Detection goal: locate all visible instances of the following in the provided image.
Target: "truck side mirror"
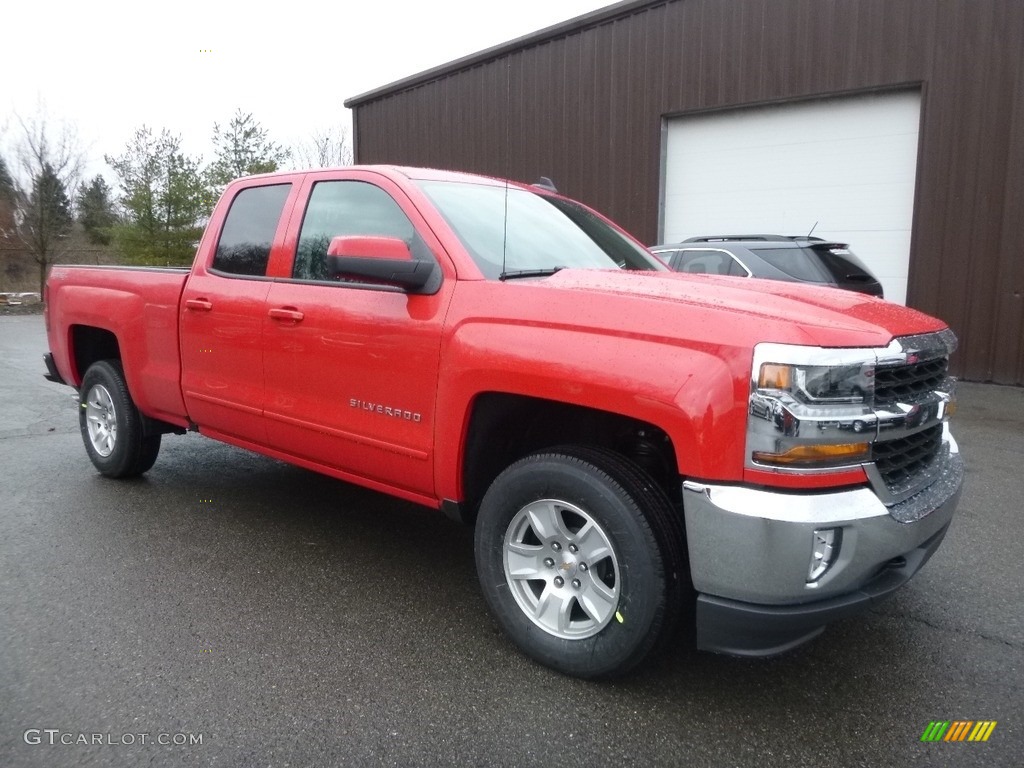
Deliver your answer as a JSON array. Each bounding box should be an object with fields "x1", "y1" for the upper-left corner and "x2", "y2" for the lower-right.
[{"x1": 325, "y1": 236, "x2": 435, "y2": 291}]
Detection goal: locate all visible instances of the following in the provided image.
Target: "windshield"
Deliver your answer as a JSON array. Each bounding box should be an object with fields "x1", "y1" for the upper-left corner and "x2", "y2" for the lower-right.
[{"x1": 416, "y1": 180, "x2": 663, "y2": 279}]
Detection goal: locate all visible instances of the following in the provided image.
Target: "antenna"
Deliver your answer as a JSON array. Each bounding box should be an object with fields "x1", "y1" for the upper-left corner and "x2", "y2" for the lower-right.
[
  {"x1": 500, "y1": 61, "x2": 511, "y2": 280},
  {"x1": 807, "y1": 221, "x2": 819, "y2": 239}
]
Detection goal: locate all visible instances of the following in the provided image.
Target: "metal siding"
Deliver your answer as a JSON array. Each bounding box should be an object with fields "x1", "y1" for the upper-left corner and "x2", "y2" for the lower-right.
[
  {"x1": 996, "y1": 28, "x2": 1024, "y2": 384},
  {"x1": 350, "y1": 0, "x2": 1024, "y2": 384},
  {"x1": 735, "y1": 0, "x2": 767, "y2": 104}
]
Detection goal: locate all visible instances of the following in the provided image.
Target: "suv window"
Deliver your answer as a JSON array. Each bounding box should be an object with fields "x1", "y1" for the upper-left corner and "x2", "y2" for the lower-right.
[
  {"x1": 294, "y1": 181, "x2": 416, "y2": 282},
  {"x1": 751, "y1": 247, "x2": 832, "y2": 282},
  {"x1": 813, "y1": 247, "x2": 873, "y2": 282},
  {"x1": 651, "y1": 248, "x2": 679, "y2": 266},
  {"x1": 677, "y1": 248, "x2": 747, "y2": 277},
  {"x1": 212, "y1": 184, "x2": 291, "y2": 276}
]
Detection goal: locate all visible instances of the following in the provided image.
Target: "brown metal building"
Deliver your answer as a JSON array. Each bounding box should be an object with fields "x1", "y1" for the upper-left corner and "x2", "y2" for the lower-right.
[{"x1": 345, "y1": 0, "x2": 1024, "y2": 385}]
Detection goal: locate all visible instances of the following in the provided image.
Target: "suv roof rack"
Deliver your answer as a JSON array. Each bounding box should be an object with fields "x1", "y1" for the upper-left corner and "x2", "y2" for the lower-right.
[{"x1": 683, "y1": 234, "x2": 828, "y2": 243}]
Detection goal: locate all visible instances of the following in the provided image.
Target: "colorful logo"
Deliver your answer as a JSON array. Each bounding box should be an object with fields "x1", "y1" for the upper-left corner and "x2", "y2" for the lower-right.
[{"x1": 921, "y1": 721, "x2": 997, "y2": 742}]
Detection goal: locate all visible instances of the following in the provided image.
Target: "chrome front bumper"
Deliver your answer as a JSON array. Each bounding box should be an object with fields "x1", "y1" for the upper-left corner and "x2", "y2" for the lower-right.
[{"x1": 682, "y1": 438, "x2": 963, "y2": 655}]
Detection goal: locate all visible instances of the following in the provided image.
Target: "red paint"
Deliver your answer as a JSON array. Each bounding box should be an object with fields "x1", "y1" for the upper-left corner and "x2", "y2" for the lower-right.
[{"x1": 327, "y1": 236, "x2": 411, "y2": 260}]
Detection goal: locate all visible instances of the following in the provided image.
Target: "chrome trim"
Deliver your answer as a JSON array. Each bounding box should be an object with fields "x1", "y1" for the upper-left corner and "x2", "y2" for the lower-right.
[
  {"x1": 681, "y1": 468, "x2": 962, "y2": 604},
  {"x1": 807, "y1": 528, "x2": 840, "y2": 583},
  {"x1": 727, "y1": 253, "x2": 753, "y2": 277},
  {"x1": 679, "y1": 247, "x2": 754, "y2": 277},
  {"x1": 875, "y1": 328, "x2": 958, "y2": 369},
  {"x1": 682, "y1": 482, "x2": 888, "y2": 523},
  {"x1": 652, "y1": 247, "x2": 754, "y2": 277}
]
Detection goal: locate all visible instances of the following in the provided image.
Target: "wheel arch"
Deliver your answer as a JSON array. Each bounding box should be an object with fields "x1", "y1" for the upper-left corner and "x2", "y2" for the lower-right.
[
  {"x1": 70, "y1": 325, "x2": 121, "y2": 386},
  {"x1": 454, "y1": 392, "x2": 682, "y2": 524},
  {"x1": 70, "y1": 325, "x2": 185, "y2": 437}
]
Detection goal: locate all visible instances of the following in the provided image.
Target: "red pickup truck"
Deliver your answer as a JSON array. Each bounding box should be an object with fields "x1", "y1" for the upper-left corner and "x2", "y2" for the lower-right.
[{"x1": 44, "y1": 166, "x2": 962, "y2": 678}]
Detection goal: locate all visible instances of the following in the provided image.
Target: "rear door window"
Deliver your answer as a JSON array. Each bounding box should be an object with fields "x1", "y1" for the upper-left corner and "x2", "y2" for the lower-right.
[
  {"x1": 212, "y1": 184, "x2": 291, "y2": 276},
  {"x1": 677, "y1": 248, "x2": 737, "y2": 276},
  {"x1": 650, "y1": 249, "x2": 680, "y2": 268},
  {"x1": 725, "y1": 255, "x2": 749, "y2": 277}
]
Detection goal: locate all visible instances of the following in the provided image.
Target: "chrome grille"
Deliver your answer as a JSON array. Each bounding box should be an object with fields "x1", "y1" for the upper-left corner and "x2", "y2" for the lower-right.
[
  {"x1": 874, "y1": 358, "x2": 948, "y2": 403},
  {"x1": 873, "y1": 425, "x2": 943, "y2": 488}
]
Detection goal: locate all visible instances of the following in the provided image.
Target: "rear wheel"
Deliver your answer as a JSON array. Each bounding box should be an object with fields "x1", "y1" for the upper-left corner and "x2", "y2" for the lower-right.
[
  {"x1": 80, "y1": 360, "x2": 161, "y2": 478},
  {"x1": 474, "y1": 446, "x2": 685, "y2": 678}
]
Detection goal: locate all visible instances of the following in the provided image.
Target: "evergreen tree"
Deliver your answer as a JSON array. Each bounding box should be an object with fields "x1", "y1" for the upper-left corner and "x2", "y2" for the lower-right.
[
  {"x1": 206, "y1": 110, "x2": 290, "y2": 190},
  {"x1": 76, "y1": 174, "x2": 118, "y2": 245},
  {"x1": 22, "y1": 163, "x2": 74, "y2": 292},
  {"x1": 0, "y1": 155, "x2": 16, "y2": 234},
  {"x1": 0, "y1": 155, "x2": 19, "y2": 291},
  {"x1": 106, "y1": 127, "x2": 212, "y2": 265},
  {"x1": 0, "y1": 155, "x2": 15, "y2": 202}
]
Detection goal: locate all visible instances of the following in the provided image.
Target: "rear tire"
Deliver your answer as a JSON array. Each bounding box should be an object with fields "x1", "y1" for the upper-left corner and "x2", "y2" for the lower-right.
[
  {"x1": 79, "y1": 360, "x2": 161, "y2": 478},
  {"x1": 474, "y1": 446, "x2": 685, "y2": 679}
]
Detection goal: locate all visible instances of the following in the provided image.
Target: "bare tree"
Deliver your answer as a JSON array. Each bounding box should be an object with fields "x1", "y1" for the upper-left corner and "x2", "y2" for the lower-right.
[
  {"x1": 290, "y1": 125, "x2": 353, "y2": 169},
  {"x1": 7, "y1": 111, "x2": 85, "y2": 295}
]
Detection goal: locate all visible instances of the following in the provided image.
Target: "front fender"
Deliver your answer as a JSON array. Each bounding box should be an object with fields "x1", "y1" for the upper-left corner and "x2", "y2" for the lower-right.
[{"x1": 432, "y1": 318, "x2": 750, "y2": 502}]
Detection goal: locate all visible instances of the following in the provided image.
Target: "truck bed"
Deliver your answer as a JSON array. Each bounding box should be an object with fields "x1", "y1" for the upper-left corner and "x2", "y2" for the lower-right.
[{"x1": 46, "y1": 265, "x2": 191, "y2": 427}]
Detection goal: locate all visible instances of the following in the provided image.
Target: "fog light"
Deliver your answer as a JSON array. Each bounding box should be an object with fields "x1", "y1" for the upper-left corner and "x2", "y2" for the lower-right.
[{"x1": 808, "y1": 528, "x2": 841, "y2": 583}]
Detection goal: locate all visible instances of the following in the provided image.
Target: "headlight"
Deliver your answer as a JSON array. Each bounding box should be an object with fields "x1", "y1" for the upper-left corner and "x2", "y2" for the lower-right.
[
  {"x1": 757, "y1": 362, "x2": 872, "y2": 404},
  {"x1": 747, "y1": 344, "x2": 879, "y2": 473}
]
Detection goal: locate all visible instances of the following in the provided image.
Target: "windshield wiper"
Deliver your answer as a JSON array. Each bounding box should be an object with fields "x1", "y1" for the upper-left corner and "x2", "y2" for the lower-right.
[{"x1": 499, "y1": 267, "x2": 565, "y2": 281}]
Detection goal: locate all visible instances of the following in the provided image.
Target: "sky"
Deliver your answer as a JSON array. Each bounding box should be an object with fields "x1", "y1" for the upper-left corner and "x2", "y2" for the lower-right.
[{"x1": 1, "y1": 0, "x2": 612, "y2": 184}]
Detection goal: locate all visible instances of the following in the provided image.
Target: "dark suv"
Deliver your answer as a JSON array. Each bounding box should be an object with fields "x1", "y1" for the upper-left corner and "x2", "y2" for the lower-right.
[{"x1": 651, "y1": 235, "x2": 884, "y2": 298}]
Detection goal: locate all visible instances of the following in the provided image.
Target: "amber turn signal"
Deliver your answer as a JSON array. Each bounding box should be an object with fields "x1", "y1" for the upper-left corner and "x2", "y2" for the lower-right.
[
  {"x1": 752, "y1": 442, "x2": 870, "y2": 466},
  {"x1": 758, "y1": 363, "x2": 792, "y2": 390}
]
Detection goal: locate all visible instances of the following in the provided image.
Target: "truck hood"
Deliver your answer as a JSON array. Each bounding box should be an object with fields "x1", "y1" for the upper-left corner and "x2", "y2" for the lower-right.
[{"x1": 541, "y1": 269, "x2": 947, "y2": 348}]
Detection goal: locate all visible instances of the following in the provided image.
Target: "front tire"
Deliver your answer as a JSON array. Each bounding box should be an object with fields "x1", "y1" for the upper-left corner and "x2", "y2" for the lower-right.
[
  {"x1": 80, "y1": 360, "x2": 161, "y2": 478},
  {"x1": 474, "y1": 447, "x2": 685, "y2": 679}
]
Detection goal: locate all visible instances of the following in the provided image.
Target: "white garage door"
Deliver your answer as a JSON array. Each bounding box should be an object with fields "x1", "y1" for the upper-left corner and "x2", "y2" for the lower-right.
[{"x1": 661, "y1": 91, "x2": 922, "y2": 304}]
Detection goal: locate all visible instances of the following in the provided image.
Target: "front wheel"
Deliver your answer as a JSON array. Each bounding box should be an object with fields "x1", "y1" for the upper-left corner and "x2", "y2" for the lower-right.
[
  {"x1": 474, "y1": 447, "x2": 685, "y2": 679},
  {"x1": 79, "y1": 360, "x2": 161, "y2": 478}
]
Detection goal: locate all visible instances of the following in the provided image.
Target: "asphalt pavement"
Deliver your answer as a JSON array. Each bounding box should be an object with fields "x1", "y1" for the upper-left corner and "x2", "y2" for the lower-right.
[{"x1": 1, "y1": 314, "x2": 1021, "y2": 767}]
